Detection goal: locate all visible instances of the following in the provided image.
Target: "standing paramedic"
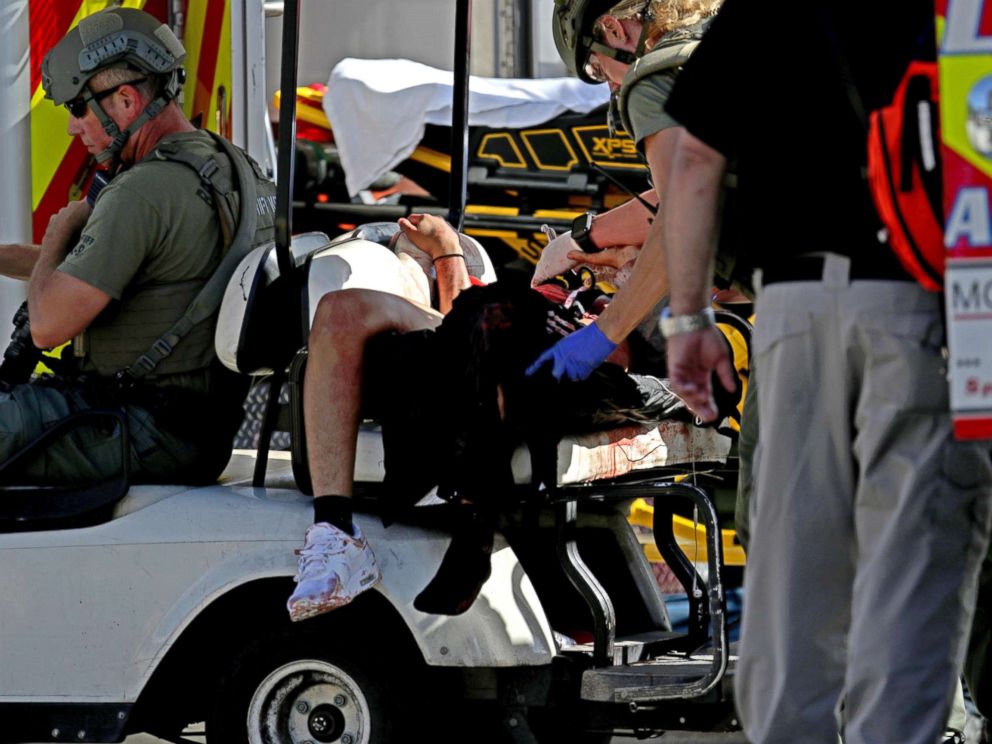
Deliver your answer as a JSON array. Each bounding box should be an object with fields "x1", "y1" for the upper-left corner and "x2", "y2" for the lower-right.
[
  {"x1": 660, "y1": 0, "x2": 992, "y2": 742},
  {"x1": 0, "y1": 7, "x2": 275, "y2": 483}
]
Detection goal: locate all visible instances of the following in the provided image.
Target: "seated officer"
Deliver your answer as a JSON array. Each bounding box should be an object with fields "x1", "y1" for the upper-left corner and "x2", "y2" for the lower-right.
[{"x1": 0, "y1": 7, "x2": 275, "y2": 484}]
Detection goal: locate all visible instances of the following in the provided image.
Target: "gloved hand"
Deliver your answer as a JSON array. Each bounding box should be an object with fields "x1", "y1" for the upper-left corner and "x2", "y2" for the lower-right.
[{"x1": 526, "y1": 322, "x2": 618, "y2": 382}]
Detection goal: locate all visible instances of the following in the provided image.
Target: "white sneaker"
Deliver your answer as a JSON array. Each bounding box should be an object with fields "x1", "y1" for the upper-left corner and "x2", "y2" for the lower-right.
[{"x1": 287, "y1": 522, "x2": 382, "y2": 622}]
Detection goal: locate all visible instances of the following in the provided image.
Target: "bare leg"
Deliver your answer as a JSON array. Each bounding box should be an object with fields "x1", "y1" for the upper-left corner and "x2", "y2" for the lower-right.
[
  {"x1": 288, "y1": 289, "x2": 442, "y2": 621},
  {"x1": 304, "y1": 288, "x2": 441, "y2": 498}
]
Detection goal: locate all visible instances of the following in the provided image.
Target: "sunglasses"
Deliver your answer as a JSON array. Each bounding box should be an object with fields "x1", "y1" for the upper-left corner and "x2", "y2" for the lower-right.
[
  {"x1": 64, "y1": 77, "x2": 148, "y2": 119},
  {"x1": 582, "y1": 27, "x2": 608, "y2": 83},
  {"x1": 582, "y1": 40, "x2": 636, "y2": 83},
  {"x1": 584, "y1": 53, "x2": 608, "y2": 83}
]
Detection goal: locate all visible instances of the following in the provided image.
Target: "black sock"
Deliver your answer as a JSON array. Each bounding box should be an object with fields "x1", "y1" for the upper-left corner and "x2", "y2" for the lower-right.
[
  {"x1": 414, "y1": 511, "x2": 494, "y2": 615},
  {"x1": 314, "y1": 495, "x2": 354, "y2": 535}
]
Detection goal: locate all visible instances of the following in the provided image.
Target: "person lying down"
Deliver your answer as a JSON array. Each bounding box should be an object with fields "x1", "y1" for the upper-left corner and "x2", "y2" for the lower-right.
[{"x1": 288, "y1": 215, "x2": 748, "y2": 624}]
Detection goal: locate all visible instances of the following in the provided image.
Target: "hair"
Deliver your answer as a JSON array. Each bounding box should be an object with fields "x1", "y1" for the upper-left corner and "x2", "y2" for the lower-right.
[
  {"x1": 89, "y1": 65, "x2": 165, "y2": 103},
  {"x1": 594, "y1": 0, "x2": 722, "y2": 50}
]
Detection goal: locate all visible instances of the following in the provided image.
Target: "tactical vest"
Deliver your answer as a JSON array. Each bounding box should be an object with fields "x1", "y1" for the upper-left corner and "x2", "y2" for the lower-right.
[
  {"x1": 615, "y1": 18, "x2": 751, "y2": 294},
  {"x1": 615, "y1": 17, "x2": 713, "y2": 138},
  {"x1": 82, "y1": 132, "x2": 277, "y2": 380}
]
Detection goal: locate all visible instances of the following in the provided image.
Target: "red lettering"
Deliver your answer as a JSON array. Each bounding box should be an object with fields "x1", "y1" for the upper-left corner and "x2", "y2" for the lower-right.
[{"x1": 981, "y1": 0, "x2": 992, "y2": 37}]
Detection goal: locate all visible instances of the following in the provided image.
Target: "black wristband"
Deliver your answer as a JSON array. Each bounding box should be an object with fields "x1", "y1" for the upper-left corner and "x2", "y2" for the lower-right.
[
  {"x1": 571, "y1": 211, "x2": 601, "y2": 253},
  {"x1": 432, "y1": 253, "x2": 465, "y2": 264}
]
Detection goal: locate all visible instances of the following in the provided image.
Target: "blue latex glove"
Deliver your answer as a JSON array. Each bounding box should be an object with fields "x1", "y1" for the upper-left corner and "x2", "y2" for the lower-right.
[{"x1": 525, "y1": 322, "x2": 618, "y2": 382}]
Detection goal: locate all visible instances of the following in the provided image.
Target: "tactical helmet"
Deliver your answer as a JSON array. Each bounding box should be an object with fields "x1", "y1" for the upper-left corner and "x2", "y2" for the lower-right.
[
  {"x1": 552, "y1": 0, "x2": 621, "y2": 82},
  {"x1": 42, "y1": 8, "x2": 185, "y2": 104},
  {"x1": 41, "y1": 8, "x2": 186, "y2": 165}
]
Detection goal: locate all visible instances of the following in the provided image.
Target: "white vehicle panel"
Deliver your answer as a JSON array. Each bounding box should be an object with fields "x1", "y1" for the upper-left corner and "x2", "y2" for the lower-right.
[{"x1": 0, "y1": 470, "x2": 554, "y2": 703}]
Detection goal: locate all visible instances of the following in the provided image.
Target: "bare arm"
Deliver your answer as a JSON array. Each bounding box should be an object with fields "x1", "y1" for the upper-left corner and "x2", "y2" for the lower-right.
[
  {"x1": 398, "y1": 213, "x2": 471, "y2": 315},
  {"x1": 566, "y1": 244, "x2": 641, "y2": 272},
  {"x1": 663, "y1": 131, "x2": 735, "y2": 421},
  {"x1": 434, "y1": 254, "x2": 471, "y2": 316},
  {"x1": 664, "y1": 132, "x2": 725, "y2": 315},
  {"x1": 594, "y1": 127, "x2": 681, "y2": 343},
  {"x1": 0, "y1": 243, "x2": 42, "y2": 281},
  {"x1": 587, "y1": 189, "x2": 657, "y2": 249},
  {"x1": 399, "y1": 214, "x2": 472, "y2": 315},
  {"x1": 28, "y1": 201, "x2": 112, "y2": 348}
]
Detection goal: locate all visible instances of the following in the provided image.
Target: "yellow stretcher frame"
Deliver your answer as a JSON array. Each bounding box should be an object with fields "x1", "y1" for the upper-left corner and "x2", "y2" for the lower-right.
[{"x1": 628, "y1": 497, "x2": 747, "y2": 568}]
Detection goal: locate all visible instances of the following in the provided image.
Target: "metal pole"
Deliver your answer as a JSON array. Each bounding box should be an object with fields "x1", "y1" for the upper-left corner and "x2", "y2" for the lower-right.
[
  {"x1": 516, "y1": 0, "x2": 532, "y2": 78},
  {"x1": 274, "y1": 0, "x2": 300, "y2": 280},
  {"x1": 0, "y1": 1, "x2": 31, "y2": 340},
  {"x1": 448, "y1": 0, "x2": 472, "y2": 231},
  {"x1": 253, "y1": 0, "x2": 300, "y2": 486}
]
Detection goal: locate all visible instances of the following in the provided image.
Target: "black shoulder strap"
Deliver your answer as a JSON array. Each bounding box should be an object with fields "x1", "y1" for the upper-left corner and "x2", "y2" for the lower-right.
[
  {"x1": 122, "y1": 131, "x2": 260, "y2": 381},
  {"x1": 152, "y1": 142, "x2": 239, "y2": 246}
]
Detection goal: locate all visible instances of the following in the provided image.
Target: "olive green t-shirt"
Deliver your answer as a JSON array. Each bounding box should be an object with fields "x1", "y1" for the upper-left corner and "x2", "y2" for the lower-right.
[
  {"x1": 624, "y1": 70, "x2": 681, "y2": 147},
  {"x1": 59, "y1": 131, "x2": 223, "y2": 380}
]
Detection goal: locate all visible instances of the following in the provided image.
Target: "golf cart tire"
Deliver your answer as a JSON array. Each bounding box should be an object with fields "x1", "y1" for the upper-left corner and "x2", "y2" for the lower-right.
[{"x1": 209, "y1": 627, "x2": 414, "y2": 744}]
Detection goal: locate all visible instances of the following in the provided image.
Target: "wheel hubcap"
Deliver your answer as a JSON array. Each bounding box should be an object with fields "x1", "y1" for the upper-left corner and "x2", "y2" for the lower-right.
[
  {"x1": 308, "y1": 703, "x2": 345, "y2": 742},
  {"x1": 247, "y1": 660, "x2": 371, "y2": 744}
]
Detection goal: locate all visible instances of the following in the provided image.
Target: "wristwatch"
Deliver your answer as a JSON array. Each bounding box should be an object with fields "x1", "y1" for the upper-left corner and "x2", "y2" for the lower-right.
[
  {"x1": 659, "y1": 307, "x2": 716, "y2": 338},
  {"x1": 571, "y1": 211, "x2": 601, "y2": 253}
]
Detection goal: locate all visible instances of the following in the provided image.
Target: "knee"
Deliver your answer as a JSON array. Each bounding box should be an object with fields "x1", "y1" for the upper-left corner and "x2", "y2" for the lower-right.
[{"x1": 310, "y1": 289, "x2": 380, "y2": 346}]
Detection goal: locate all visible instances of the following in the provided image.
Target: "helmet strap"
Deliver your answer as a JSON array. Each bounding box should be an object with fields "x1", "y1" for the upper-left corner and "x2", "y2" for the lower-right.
[
  {"x1": 87, "y1": 69, "x2": 184, "y2": 168},
  {"x1": 86, "y1": 99, "x2": 125, "y2": 167},
  {"x1": 634, "y1": 0, "x2": 654, "y2": 57},
  {"x1": 91, "y1": 91, "x2": 172, "y2": 168},
  {"x1": 607, "y1": 92, "x2": 621, "y2": 137},
  {"x1": 588, "y1": 40, "x2": 637, "y2": 65}
]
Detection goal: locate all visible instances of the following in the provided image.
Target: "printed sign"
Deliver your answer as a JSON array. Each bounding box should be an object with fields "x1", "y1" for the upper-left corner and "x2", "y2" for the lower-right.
[
  {"x1": 946, "y1": 259, "x2": 992, "y2": 438},
  {"x1": 572, "y1": 125, "x2": 645, "y2": 169},
  {"x1": 937, "y1": 0, "x2": 992, "y2": 438}
]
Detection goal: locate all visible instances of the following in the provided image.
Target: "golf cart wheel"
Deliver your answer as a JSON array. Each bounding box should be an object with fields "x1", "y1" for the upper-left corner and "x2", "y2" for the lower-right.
[{"x1": 211, "y1": 632, "x2": 397, "y2": 744}]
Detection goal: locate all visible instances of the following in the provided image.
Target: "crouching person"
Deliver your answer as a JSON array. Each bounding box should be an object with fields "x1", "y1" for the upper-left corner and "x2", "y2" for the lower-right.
[{"x1": 0, "y1": 7, "x2": 275, "y2": 484}]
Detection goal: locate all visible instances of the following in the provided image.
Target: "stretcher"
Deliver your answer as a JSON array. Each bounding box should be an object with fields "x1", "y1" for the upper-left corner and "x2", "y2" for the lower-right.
[{"x1": 280, "y1": 62, "x2": 651, "y2": 269}]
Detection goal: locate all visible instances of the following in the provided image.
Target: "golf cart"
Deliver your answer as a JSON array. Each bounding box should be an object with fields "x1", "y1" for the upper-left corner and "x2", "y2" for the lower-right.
[{"x1": 0, "y1": 2, "x2": 741, "y2": 741}]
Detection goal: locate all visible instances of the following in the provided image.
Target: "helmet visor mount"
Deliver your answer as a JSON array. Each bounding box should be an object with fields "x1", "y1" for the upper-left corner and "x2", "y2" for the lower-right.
[
  {"x1": 78, "y1": 31, "x2": 178, "y2": 77},
  {"x1": 42, "y1": 7, "x2": 187, "y2": 106}
]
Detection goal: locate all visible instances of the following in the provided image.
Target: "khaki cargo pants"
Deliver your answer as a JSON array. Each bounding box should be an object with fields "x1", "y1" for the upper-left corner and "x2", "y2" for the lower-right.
[{"x1": 736, "y1": 255, "x2": 992, "y2": 744}]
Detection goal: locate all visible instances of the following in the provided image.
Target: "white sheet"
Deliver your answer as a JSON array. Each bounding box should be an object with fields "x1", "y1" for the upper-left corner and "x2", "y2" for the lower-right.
[{"x1": 324, "y1": 58, "x2": 611, "y2": 197}]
